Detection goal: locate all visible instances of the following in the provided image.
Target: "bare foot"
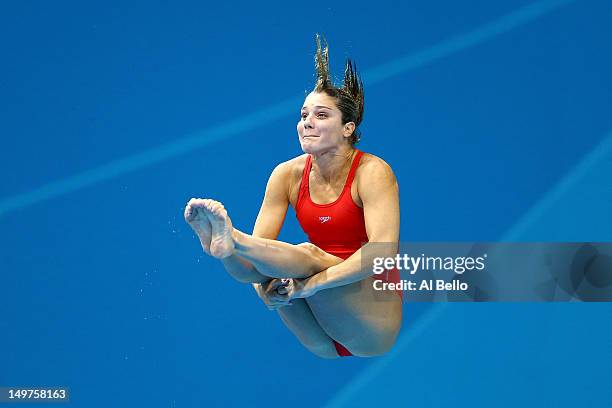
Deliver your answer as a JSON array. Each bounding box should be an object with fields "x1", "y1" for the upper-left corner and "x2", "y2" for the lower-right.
[
  {"x1": 201, "y1": 199, "x2": 235, "y2": 259},
  {"x1": 184, "y1": 198, "x2": 212, "y2": 255}
]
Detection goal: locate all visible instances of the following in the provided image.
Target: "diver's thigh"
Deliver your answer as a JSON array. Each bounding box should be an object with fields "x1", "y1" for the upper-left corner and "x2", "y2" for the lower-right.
[
  {"x1": 307, "y1": 280, "x2": 402, "y2": 353},
  {"x1": 277, "y1": 298, "x2": 338, "y2": 358}
]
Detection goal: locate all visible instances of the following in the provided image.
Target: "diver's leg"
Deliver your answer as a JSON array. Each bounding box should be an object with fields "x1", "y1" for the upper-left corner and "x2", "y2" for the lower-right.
[
  {"x1": 185, "y1": 198, "x2": 401, "y2": 357},
  {"x1": 185, "y1": 198, "x2": 343, "y2": 281},
  {"x1": 306, "y1": 280, "x2": 403, "y2": 357},
  {"x1": 234, "y1": 238, "x2": 344, "y2": 279},
  {"x1": 185, "y1": 198, "x2": 269, "y2": 283},
  {"x1": 198, "y1": 199, "x2": 344, "y2": 279},
  {"x1": 276, "y1": 299, "x2": 339, "y2": 359}
]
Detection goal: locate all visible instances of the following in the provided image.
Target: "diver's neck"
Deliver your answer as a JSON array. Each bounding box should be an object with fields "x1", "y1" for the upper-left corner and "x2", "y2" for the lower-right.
[{"x1": 311, "y1": 146, "x2": 356, "y2": 183}]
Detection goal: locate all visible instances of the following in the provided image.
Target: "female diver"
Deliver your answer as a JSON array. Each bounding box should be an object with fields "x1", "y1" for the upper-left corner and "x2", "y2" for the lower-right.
[{"x1": 184, "y1": 36, "x2": 402, "y2": 358}]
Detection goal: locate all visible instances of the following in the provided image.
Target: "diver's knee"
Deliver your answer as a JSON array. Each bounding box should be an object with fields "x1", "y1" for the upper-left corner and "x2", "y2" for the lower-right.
[
  {"x1": 297, "y1": 242, "x2": 319, "y2": 254},
  {"x1": 297, "y1": 242, "x2": 333, "y2": 263},
  {"x1": 297, "y1": 242, "x2": 323, "y2": 260}
]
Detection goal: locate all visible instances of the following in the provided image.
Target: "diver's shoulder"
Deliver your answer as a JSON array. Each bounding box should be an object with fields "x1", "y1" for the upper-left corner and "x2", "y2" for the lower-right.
[
  {"x1": 272, "y1": 154, "x2": 309, "y2": 179},
  {"x1": 358, "y1": 151, "x2": 395, "y2": 172},
  {"x1": 285, "y1": 154, "x2": 309, "y2": 167},
  {"x1": 357, "y1": 151, "x2": 397, "y2": 180}
]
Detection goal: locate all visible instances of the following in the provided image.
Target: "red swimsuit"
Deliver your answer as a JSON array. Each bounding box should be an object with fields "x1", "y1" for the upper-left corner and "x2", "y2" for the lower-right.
[{"x1": 295, "y1": 149, "x2": 401, "y2": 357}]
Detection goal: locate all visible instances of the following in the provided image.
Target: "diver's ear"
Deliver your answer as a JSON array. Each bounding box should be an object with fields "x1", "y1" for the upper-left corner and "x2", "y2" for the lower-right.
[{"x1": 343, "y1": 122, "x2": 356, "y2": 138}]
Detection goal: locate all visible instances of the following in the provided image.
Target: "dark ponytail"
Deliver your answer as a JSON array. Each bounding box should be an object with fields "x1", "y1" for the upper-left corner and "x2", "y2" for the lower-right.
[{"x1": 312, "y1": 34, "x2": 365, "y2": 145}]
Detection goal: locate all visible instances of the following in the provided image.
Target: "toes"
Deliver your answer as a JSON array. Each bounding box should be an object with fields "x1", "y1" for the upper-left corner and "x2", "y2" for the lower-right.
[
  {"x1": 202, "y1": 199, "x2": 213, "y2": 211},
  {"x1": 186, "y1": 199, "x2": 228, "y2": 221},
  {"x1": 184, "y1": 201, "x2": 196, "y2": 221},
  {"x1": 213, "y1": 206, "x2": 227, "y2": 218},
  {"x1": 184, "y1": 198, "x2": 218, "y2": 222},
  {"x1": 204, "y1": 200, "x2": 224, "y2": 216},
  {"x1": 208, "y1": 199, "x2": 224, "y2": 210},
  {"x1": 196, "y1": 199, "x2": 214, "y2": 214}
]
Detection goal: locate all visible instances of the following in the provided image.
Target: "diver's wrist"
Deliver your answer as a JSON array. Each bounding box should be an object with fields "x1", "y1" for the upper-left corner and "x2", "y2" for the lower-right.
[{"x1": 301, "y1": 268, "x2": 330, "y2": 297}]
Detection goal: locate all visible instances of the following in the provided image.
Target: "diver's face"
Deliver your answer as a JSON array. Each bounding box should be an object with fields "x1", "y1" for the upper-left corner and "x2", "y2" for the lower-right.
[{"x1": 297, "y1": 92, "x2": 349, "y2": 154}]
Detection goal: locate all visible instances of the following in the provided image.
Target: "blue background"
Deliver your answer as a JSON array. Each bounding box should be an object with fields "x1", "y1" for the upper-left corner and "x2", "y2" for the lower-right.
[{"x1": 1, "y1": 0, "x2": 611, "y2": 406}]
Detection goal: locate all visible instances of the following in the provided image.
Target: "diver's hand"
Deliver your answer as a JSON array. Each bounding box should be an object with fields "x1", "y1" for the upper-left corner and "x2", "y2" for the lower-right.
[
  {"x1": 270, "y1": 278, "x2": 310, "y2": 303},
  {"x1": 254, "y1": 279, "x2": 292, "y2": 310}
]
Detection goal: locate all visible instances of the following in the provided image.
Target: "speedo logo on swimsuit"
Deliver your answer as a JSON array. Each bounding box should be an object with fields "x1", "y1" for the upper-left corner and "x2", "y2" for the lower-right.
[{"x1": 318, "y1": 216, "x2": 332, "y2": 223}]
